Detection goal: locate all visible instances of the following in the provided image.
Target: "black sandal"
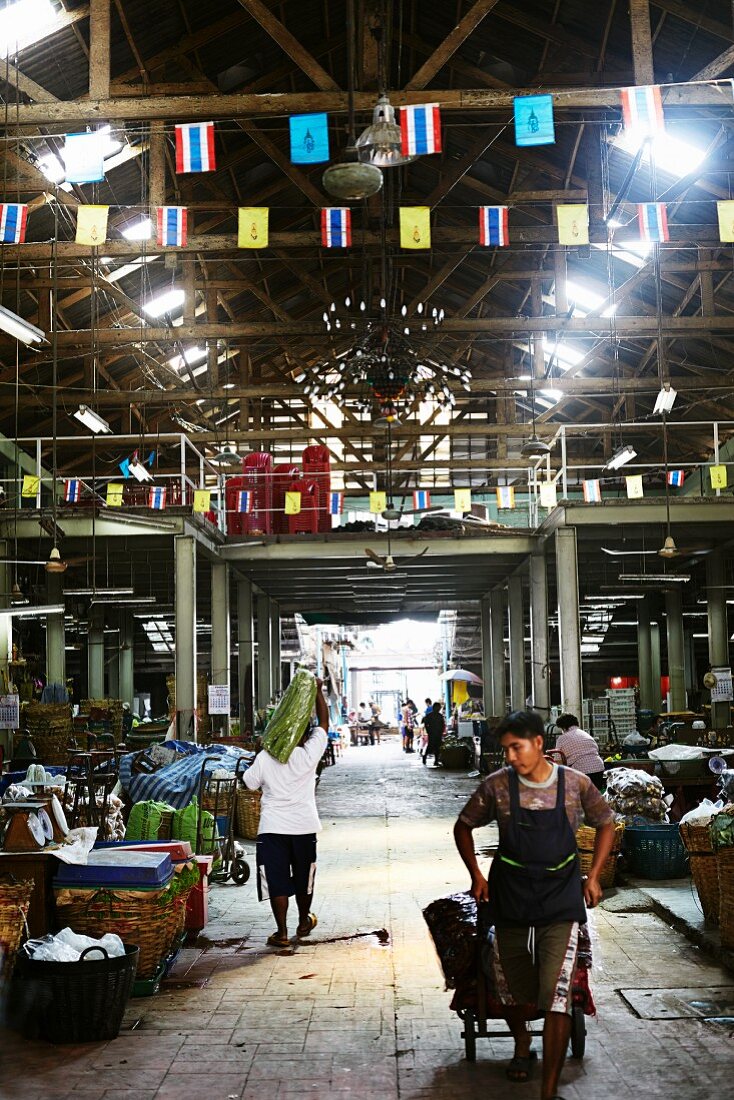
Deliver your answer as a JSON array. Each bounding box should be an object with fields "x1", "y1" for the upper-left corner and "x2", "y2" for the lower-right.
[{"x1": 506, "y1": 1050, "x2": 538, "y2": 1082}]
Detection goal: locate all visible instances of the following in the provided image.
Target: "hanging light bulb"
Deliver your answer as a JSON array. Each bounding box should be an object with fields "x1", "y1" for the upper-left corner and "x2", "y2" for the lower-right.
[{"x1": 355, "y1": 95, "x2": 418, "y2": 167}]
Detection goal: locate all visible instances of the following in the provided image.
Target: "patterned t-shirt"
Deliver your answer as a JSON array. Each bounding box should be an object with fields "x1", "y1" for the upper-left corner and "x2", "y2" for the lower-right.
[{"x1": 459, "y1": 764, "x2": 615, "y2": 834}]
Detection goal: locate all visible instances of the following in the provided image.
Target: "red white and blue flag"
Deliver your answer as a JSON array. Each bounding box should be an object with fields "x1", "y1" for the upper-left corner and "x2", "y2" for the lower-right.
[
  {"x1": 156, "y1": 206, "x2": 187, "y2": 247},
  {"x1": 64, "y1": 479, "x2": 82, "y2": 503},
  {"x1": 321, "y1": 208, "x2": 351, "y2": 248},
  {"x1": 237, "y1": 490, "x2": 253, "y2": 514},
  {"x1": 620, "y1": 85, "x2": 665, "y2": 136},
  {"x1": 413, "y1": 490, "x2": 431, "y2": 510},
  {"x1": 0, "y1": 203, "x2": 28, "y2": 244},
  {"x1": 479, "y1": 205, "x2": 509, "y2": 247},
  {"x1": 328, "y1": 491, "x2": 343, "y2": 515},
  {"x1": 400, "y1": 104, "x2": 442, "y2": 156},
  {"x1": 583, "y1": 479, "x2": 602, "y2": 503},
  {"x1": 149, "y1": 486, "x2": 167, "y2": 511},
  {"x1": 637, "y1": 202, "x2": 669, "y2": 243},
  {"x1": 175, "y1": 122, "x2": 216, "y2": 173},
  {"x1": 667, "y1": 469, "x2": 685, "y2": 487}
]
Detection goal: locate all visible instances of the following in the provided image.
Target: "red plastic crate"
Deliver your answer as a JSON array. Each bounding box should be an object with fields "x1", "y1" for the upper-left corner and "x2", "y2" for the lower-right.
[
  {"x1": 271, "y1": 464, "x2": 301, "y2": 534},
  {"x1": 287, "y1": 478, "x2": 320, "y2": 534},
  {"x1": 241, "y1": 452, "x2": 273, "y2": 534},
  {"x1": 302, "y1": 445, "x2": 331, "y2": 533}
]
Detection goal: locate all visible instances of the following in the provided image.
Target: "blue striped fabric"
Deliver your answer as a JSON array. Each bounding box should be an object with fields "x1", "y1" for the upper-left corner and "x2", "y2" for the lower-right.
[{"x1": 118, "y1": 743, "x2": 254, "y2": 809}]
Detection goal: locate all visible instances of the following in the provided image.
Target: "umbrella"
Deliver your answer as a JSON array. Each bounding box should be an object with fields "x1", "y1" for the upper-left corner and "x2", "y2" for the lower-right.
[{"x1": 440, "y1": 668, "x2": 483, "y2": 685}]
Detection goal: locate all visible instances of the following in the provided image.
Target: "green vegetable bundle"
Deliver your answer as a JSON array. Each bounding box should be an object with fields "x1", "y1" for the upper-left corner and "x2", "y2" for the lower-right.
[
  {"x1": 711, "y1": 807, "x2": 734, "y2": 850},
  {"x1": 262, "y1": 668, "x2": 317, "y2": 763}
]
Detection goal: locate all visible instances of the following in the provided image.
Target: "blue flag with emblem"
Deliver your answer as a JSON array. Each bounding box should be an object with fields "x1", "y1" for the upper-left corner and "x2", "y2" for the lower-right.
[
  {"x1": 289, "y1": 113, "x2": 329, "y2": 164},
  {"x1": 514, "y1": 95, "x2": 555, "y2": 147}
]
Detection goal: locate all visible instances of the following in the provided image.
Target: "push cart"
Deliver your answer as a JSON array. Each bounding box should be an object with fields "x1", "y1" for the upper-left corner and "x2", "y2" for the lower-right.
[{"x1": 196, "y1": 755, "x2": 250, "y2": 886}]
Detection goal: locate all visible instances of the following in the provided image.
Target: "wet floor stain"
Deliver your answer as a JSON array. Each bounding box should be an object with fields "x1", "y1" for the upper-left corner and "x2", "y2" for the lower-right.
[
  {"x1": 192, "y1": 934, "x2": 250, "y2": 951},
  {"x1": 308, "y1": 928, "x2": 391, "y2": 947}
]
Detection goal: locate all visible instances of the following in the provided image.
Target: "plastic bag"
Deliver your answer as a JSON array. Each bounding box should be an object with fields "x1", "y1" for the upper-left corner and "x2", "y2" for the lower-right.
[
  {"x1": 24, "y1": 927, "x2": 125, "y2": 962},
  {"x1": 172, "y1": 797, "x2": 218, "y2": 854},
  {"x1": 680, "y1": 798, "x2": 724, "y2": 826},
  {"x1": 262, "y1": 668, "x2": 317, "y2": 763},
  {"x1": 125, "y1": 799, "x2": 174, "y2": 841}
]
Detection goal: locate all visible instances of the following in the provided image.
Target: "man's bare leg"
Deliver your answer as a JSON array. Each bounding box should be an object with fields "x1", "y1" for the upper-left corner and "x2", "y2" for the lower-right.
[
  {"x1": 269, "y1": 895, "x2": 289, "y2": 939},
  {"x1": 504, "y1": 1005, "x2": 532, "y2": 1057},
  {"x1": 541, "y1": 1010, "x2": 571, "y2": 1099}
]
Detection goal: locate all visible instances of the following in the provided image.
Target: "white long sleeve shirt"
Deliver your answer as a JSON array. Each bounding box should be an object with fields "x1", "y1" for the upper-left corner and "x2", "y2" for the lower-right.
[{"x1": 243, "y1": 727, "x2": 327, "y2": 835}]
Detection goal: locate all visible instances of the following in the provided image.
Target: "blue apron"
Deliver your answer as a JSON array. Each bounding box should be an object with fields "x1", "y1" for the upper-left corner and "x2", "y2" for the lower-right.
[{"x1": 487, "y1": 766, "x2": 586, "y2": 929}]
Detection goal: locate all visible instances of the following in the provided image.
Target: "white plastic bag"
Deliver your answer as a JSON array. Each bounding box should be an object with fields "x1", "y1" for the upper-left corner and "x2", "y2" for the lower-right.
[
  {"x1": 680, "y1": 798, "x2": 724, "y2": 826},
  {"x1": 24, "y1": 927, "x2": 125, "y2": 962}
]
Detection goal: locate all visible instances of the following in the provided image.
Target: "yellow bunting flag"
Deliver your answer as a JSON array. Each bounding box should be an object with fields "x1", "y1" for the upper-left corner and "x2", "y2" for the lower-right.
[
  {"x1": 193, "y1": 489, "x2": 211, "y2": 513},
  {"x1": 717, "y1": 201, "x2": 734, "y2": 243},
  {"x1": 106, "y1": 482, "x2": 123, "y2": 507},
  {"x1": 454, "y1": 488, "x2": 472, "y2": 513},
  {"x1": 238, "y1": 207, "x2": 269, "y2": 248},
  {"x1": 625, "y1": 474, "x2": 644, "y2": 499},
  {"x1": 496, "y1": 486, "x2": 515, "y2": 509},
  {"x1": 556, "y1": 204, "x2": 589, "y2": 246},
  {"x1": 285, "y1": 491, "x2": 302, "y2": 516},
  {"x1": 369, "y1": 491, "x2": 387, "y2": 514},
  {"x1": 539, "y1": 482, "x2": 557, "y2": 509},
  {"x1": 75, "y1": 205, "x2": 110, "y2": 246},
  {"x1": 399, "y1": 206, "x2": 431, "y2": 249},
  {"x1": 21, "y1": 475, "x2": 40, "y2": 498},
  {"x1": 710, "y1": 464, "x2": 728, "y2": 489}
]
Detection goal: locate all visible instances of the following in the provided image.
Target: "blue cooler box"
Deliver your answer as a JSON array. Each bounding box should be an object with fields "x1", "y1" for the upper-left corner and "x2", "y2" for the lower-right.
[{"x1": 55, "y1": 850, "x2": 174, "y2": 889}]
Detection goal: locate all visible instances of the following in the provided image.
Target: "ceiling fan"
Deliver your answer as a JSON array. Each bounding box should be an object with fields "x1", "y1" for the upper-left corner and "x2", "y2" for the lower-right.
[
  {"x1": 601, "y1": 541, "x2": 710, "y2": 559},
  {"x1": 364, "y1": 545, "x2": 429, "y2": 572},
  {"x1": 378, "y1": 418, "x2": 439, "y2": 522}
]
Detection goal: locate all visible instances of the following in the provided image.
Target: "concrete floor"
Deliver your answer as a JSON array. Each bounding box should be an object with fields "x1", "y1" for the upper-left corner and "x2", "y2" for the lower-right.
[{"x1": 3, "y1": 739, "x2": 733, "y2": 1099}]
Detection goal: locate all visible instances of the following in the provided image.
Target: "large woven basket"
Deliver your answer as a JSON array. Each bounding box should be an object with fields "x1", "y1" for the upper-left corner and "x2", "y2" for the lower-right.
[
  {"x1": 680, "y1": 822, "x2": 720, "y2": 924},
  {"x1": 716, "y1": 846, "x2": 734, "y2": 948},
  {"x1": 0, "y1": 878, "x2": 35, "y2": 981},
  {"x1": 235, "y1": 787, "x2": 262, "y2": 840},
  {"x1": 576, "y1": 821, "x2": 625, "y2": 888}
]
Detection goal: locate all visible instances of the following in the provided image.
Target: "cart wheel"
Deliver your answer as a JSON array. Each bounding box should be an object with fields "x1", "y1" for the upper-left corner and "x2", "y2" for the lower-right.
[
  {"x1": 462, "y1": 1011, "x2": 477, "y2": 1062},
  {"x1": 570, "y1": 1004, "x2": 586, "y2": 1059},
  {"x1": 231, "y1": 858, "x2": 250, "y2": 886}
]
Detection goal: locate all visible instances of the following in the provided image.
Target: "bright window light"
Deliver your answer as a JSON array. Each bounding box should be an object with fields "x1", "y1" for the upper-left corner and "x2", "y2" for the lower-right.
[
  {"x1": 0, "y1": 0, "x2": 57, "y2": 57},
  {"x1": 540, "y1": 388, "x2": 563, "y2": 403},
  {"x1": 106, "y1": 255, "x2": 158, "y2": 284},
  {"x1": 38, "y1": 152, "x2": 65, "y2": 183},
  {"x1": 98, "y1": 124, "x2": 123, "y2": 158},
  {"x1": 121, "y1": 217, "x2": 152, "y2": 241},
  {"x1": 543, "y1": 339, "x2": 586, "y2": 370},
  {"x1": 595, "y1": 240, "x2": 652, "y2": 269},
  {"x1": 168, "y1": 346, "x2": 206, "y2": 370},
  {"x1": 614, "y1": 129, "x2": 707, "y2": 179},
  {"x1": 564, "y1": 280, "x2": 616, "y2": 318},
  {"x1": 143, "y1": 288, "x2": 185, "y2": 317}
]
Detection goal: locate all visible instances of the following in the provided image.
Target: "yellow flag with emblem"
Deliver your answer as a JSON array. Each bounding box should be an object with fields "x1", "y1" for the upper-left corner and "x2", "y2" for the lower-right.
[
  {"x1": 556, "y1": 204, "x2": 589, "y2": 245},
  {"x1": 76, "y1": 205, "x2": 110, "y2": 246},
  {"x1": 625, "y1": 474, "x2": 644, "y2": 499},
  {"x1": 454, "y1": 488, "x2": 472, "y2": 512},
  {"x1": 710, "y1": 464, "x2": 728, "y2": 489},
  {"x1": 399, "y1": 207, "x2": 431, "y2": 250},
  {"x1": 238, "y1": 207, "x2": 269, "y2": 248},
  {"x1": 369, "y1": 491, "x2": 387, "y2": 514},
  {"x1": 193, "y1": 489, "x2": 211, "y2": 513},
  {"x1": 717, "y1": 201, "x2": 734, "y2": 243},
  {"x1": 21, "y1": 475, "x2": 40, "y2": 498},
  {"x1": 106, "y1": 482, "x2": 123, "y2": 507},
  {"x1": 285, "y1": 491, "x2": 302, "y2": 515},
  {"x1": 539, "y1": 482, "x2": 557, "y2": 509}
]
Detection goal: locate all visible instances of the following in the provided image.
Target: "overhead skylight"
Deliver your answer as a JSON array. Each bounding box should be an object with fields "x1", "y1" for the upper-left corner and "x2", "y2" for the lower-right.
[
  {"x1": 0, "y1": 0, "x2": 57, "y2": 57},
  {"x1": 143, "y1": 288, "x2": 185, "y2": 318},
  {"x1": 542, "y1": 338, "x2": 586, "y2": 370},
  {"x1": 168, "y1": 346, "x2": 206, "y2": 371},
  {"x1": 614, "y1": 129, "x2": 707, "y2": 179},
  {"x1": 594, "y1": 240, "x2": 651, "y2": 269},
  {"x1": 105, "y1": 254, "x2": 158, "y2": 284},
  {"x1": 142, "y1": 619, "x2": 174, "y2": 655},
  {"x1": 122, "y1": 217, "x2": 152, "y2": 241}
]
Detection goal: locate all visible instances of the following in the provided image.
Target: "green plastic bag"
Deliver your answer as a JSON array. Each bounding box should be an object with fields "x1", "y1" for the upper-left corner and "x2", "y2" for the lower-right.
[
  {"x1": 172, "y1": 796, "x2": 218, "y2": 855},
  {"x1": 125, "y1": 799, "x2": 175, "y2": 841},
  {"x1": 262, "y1": 668, "x2": 317, "y2": 763}
]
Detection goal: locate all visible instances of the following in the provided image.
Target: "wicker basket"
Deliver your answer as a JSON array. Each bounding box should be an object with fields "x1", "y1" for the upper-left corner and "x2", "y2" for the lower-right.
[
  {"x1": 576, "y1": 821, "x2": 625, "y2": 888},
  {"x1": 236, "y1": 787, "x2": 262, "y2": 840},
  {"x1": 716, "y1": 846, "x2": 734, "y2": 948},
  {"x1": 0, "y1": 878, "x2": 35, "y2": 981},
  {"x1": 680, "y1": 822, "x2": 720, "y2": 925}
]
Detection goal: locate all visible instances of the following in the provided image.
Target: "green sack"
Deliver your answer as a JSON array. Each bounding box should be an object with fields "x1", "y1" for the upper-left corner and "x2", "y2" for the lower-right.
[
  {"x1": 172, "y1": 796, "x2": 218, "y2": 855},
  {"x1": 261, "y1": 668, "x2": 317, "y2": 763},
  {"x1": 125, "y1": 799, "x2": 175, "y2": 841}
]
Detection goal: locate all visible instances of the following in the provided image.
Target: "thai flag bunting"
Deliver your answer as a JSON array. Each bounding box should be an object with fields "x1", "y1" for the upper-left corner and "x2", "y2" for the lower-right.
[
  {"x1": 583, "y1": 479, "x2": 602, "y2": 503},
  {"x1": 237, "y1": 490, "x2": 253, "y2": 513},
  {"x1": 400, "y1": 104, "x2": 442, "y2": 156},
  {"x1": 637, "y1": 202, "x2": 669, "y2": 243},
  {"x1": 321, "y1": 208, "x2": 351, "y2": 248},
  {"x1": 149, "y1": 486, "x2": 167, "y2": 511},
  {"x1": 328, "y1": 492, "x2": 343, "y2": 515},
  {"x1": 64, "y1": 479, "x2": 82, "y2": 503},
  {"x1": 667, "y1": 469, "x2": 685, "y2": 487},
  {"x1": 620, "y1": 85, "x2": 665, "y2": 136},
  {"x1": 156, "y1": 206, "x2": 187, "y2": 247},
  {"x1": 0, "y1": 203, "x2": 28, "y2": 244},
  {"x1": 479, "y1": 206, "x2": 509, "y2": 247},
  {"x1": 413, "y1": 490, "x2": 431, "y2": 510},
  {"x1": 175, "y1": 122, "x2": 216, "y2": 173}
]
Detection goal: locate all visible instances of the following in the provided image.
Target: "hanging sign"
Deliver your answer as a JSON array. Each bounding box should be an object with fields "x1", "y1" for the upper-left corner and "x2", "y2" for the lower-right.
[
  {"x1": 207, "y1": 684, "x2": 231, "y2": 715},
  {"x1": 0, "y1": 695, "x2": 20, "y2": 730},
  {"x1": 711, "y1": 668, "x2": 733, "y2": 703}
]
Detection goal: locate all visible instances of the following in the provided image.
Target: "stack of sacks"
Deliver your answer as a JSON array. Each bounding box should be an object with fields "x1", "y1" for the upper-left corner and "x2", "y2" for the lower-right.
[{"x1": 604, "y1": 768, "x2": 672, "y2": 825}]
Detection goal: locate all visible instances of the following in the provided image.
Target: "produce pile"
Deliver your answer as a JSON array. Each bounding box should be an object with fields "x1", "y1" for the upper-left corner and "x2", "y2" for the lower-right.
[
  {"x1": 604, "y1": 767, "x2": 670, "y2": 824},
  {"x1": 711, "y1": 805, "x2": 734, "y2": 850},
  {"x1": 422, "y1": 892, "x2": 478, "y2": 989},
  {"x1": 262, "y1": 668, "x2": 317, "y2": 763}
]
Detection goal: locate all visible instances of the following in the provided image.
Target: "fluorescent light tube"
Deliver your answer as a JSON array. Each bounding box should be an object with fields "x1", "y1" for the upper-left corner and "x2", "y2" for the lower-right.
[
  {"x1": 653, "y1": 386, "x2": 677, "y2": 414},
  {"x1": 129, "y1": 460, "x2": 153, "y2": 483},
  {"x1": 0, "y1": 305, "x2": 46, "y2": 346},
  {"x1": 618, "y1": 573, "x2": 690, "y2": 583},
  {"x1": 73, "y1": 405, "x2": 111, "y2": 434},
  {"x1": 0, "y1": 604, "x2": 65, "y2": 619},
  {"x1": 606, "y1": 444, "x2": 637, "y2": 470},
  {"x1": 90, "y1": 595, "x2": 156, "y2": 605},
  {"x1": 63, "y1": 587, "x2": 134, "y2": 597}
]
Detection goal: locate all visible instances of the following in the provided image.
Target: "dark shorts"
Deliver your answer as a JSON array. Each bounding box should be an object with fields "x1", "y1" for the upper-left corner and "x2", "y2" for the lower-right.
[
  {"x1": 256, "y1": 833, "x2": 317, "y2": 901},
  {"x1": 492, "y1": 921, "x2": 579, "y2": 1015}
]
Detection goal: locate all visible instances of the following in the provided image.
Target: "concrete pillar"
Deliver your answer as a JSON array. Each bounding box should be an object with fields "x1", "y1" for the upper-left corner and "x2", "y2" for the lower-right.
[
  {"x1": 87, "y1": 607, "x2": 105, "y2": 698},
  {"x1": 108, "y1": 648, "x2": 119, "y2": 699},
  {"x1": 211, "y1": 562, "x2": 230, "y2": 685},
  {"x1": 480, "y1": 596, "x2": 493, "y2": 714},
  {"x1": 508, "y1": 575, "x2": 526, "y2": 711},
  {"x1": 256, "y1": 592, "x2": 272, "y2": 709},
  {"x1": 119, "y1": 609, "x2": 134, "y2": 707},
  {"x1": 707, "y1": 549, "x2": 731, "y2": 727},
  {"x1": 665, "y1": 588, "x2": 686, "y2": 712},
  {"x1": 529, "y1": 553, "x2": 550, "y2": 717},
  {"x1": 555, "y1": 528, "x2": 582, "y2": 718},
  {"x1": 270, "y1": 602, "x2": 281, "y2": 696},
  {"x1": 489, "y1": 588, "x2": 506, "y2": 715},
  {"x1": 637, "y1": 599, "x2": 654, "y2": 710},
  {"x1": 684, "y1": 629, "x2": 696, "y2": 700},
  {"x1": 45, "y1": 572, "x2": 65, "y2": 687},
  {"x1": 174, "y1": 535, "x2": 197, "y2": 739},
  {"x1": 651, "y1": 622, "x2": 662, "y2": 713},
  {"x1": 237, "y1": 577, "x2": 254, "y2": 733},
  {"x1": 0, "y1": 549, "x2": 13, "y2": 760}
]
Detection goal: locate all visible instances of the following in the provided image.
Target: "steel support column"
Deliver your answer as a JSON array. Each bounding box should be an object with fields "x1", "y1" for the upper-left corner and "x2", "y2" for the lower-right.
[
  {"x1": 665, "y1": 588, "x2": 686, "y2": 712},
  {"x1": 118, "y1": 609, "x2": 134, "y2": 707},
  {"x1": 87, "y1": 607, "x2": 105, "y2": 698},
  {"x1": 529, "y1": 553, "x2": 550, "y2": 718},
  {"x1": 256, "y1": 593, "x2": 272, "y2": 709},
  {"x1": 45, "y1": 572, "x2": 65, "y2": 688},
  {"x1": 211, "y1": 563, "x2": 230, "y2": 733},
  {"x1": 637, "y1": 599, "x2": 654, "y2": 711},
  {"x1": 707, "y1": 549, "x2": 731, "y2": 727},
  {"x1": 508, "y1": 575, "x2": 526, "y2": 712},
  {"x1": 237, "y1": 577, "x2": 254, "y2": 733},
  {"x1": 175, "y1": 535, "x2": 197, "y2": 739},
  {"x1": 489, "y1": 588, "x2": 506, "y2": 715},
  {"x1": 651, "y1": 622, "x2": 662, "y2": 713},
  {"x1": 270, "y1": 602, "x2": 281, "y2": 697},
  {"x1": 555, "y1": 528, "x2": 582, "y2": 718},
  {"x1": 480, "y1": 596, "x2": 494, "y2": 715}
]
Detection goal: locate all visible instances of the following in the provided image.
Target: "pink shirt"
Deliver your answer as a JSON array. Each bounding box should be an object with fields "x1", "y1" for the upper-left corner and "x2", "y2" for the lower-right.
[{"x1": 555, "y1": 727, "x2": 605, "y2": 776}]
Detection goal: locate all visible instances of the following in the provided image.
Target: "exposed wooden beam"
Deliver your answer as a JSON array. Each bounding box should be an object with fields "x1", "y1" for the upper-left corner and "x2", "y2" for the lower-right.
[
  {"x1": 629, "y1": 0, "x2": 655, "y2": 85},
  {"x1": 234, "y1": 0, "x2": 339, "y2": 91},
  {"x1": 89, "y1": 0, "x2": 111, "y2": 100},
  {"x1": 405, "y1": 0, "x2": 501, "y2": 90}
]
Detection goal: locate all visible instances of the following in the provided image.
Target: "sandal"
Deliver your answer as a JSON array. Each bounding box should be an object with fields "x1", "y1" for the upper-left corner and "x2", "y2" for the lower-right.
[
  {"x1": 296, "y1": 913, "x2": 318, "y2": 938},
  {"x1": 506, "y1": 1050, "x2": 537, "y2": 1082},
  {"x1": 266, "y1": 933, "x2": 291, "y2": 948}
]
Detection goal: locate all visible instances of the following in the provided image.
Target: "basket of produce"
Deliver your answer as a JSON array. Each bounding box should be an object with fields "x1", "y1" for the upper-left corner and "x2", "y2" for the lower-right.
[
  {"x1": 576, "y1": 821, "x2": 625, "y2": 888},
  {"x1": 262, "y1": 668, "x2": 317, "y2": 763},
  {"x1": 624, "y1": 823, "x2": 689, "y2": 879},
  {"x1": 679, "y1": 821, "x2": 719, "y2": 924},
  {"x1": 0, "y1": 878, "x2": 35, "y2": 981},
  {"x1": 236, "y1": 787, "x2": 262, "y2": 840},
  {"x1": 14, "y1": 942, "x2": 138, "y2": 1043},
  {"x1": 711, "y1": 807, "x2": 734, "y2": 947}
]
